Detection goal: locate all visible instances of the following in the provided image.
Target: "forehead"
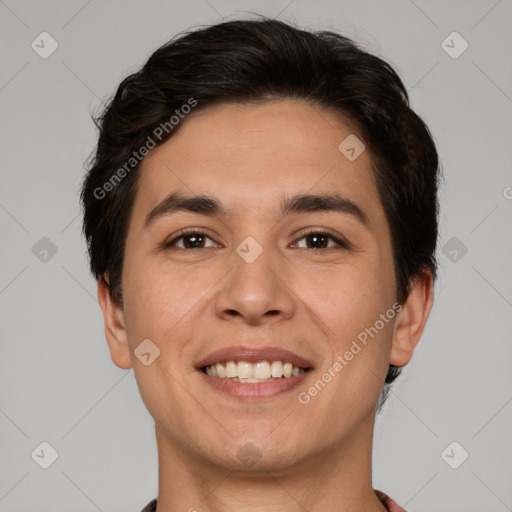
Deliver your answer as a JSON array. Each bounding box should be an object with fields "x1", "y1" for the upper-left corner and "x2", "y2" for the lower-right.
[{"x1": 132, "y1": 100, "x2": 384, "y2": 229}]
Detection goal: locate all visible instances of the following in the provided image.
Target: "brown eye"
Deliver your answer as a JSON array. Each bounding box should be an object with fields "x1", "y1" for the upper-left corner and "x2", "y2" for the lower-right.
[
  {"x1": 165, "y1": 232, "x2": 217, "y2": 249},
  {"x1": 293, "y1": 231, "x2": 349, "y2": 250}
]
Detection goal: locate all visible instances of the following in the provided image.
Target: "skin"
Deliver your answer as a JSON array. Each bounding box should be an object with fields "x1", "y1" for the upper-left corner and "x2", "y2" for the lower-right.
[{"x1": 98, "y1": 100, "x2": 434, "y2": 512}]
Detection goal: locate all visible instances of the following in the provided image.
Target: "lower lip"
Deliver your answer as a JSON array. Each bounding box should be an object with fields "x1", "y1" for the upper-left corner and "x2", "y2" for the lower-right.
[{"x1": 198, "y1": 370, "x2": 311, "y2": 399}]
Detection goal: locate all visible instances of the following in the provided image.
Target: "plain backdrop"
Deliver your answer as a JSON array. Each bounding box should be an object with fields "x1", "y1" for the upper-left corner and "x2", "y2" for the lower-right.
[{"x1": 1, "y1": 1, "x2": 511, "y2": 511}]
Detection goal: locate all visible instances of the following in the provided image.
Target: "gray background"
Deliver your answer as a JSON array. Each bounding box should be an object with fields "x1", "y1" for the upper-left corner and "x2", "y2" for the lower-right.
[{"x1": 1, "y1": 0, "x2": 511, "y2": 510}]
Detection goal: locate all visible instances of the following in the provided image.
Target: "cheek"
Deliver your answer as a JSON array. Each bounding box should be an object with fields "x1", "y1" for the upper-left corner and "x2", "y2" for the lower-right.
[
  {"x1": 312, "y1": 256, "x2": 395, "y2": 388},
  {"x1": 319, "y1": 259, "x2": 393, "y2": 330},
  {"x1": 122, "y1": 256, "x2": 217, "y2": 345}
]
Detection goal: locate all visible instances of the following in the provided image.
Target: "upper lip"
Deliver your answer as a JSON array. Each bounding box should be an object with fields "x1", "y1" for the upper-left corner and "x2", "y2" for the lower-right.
[{"x1": 196, "y1": 345, "x2": 314, "y2": 370}]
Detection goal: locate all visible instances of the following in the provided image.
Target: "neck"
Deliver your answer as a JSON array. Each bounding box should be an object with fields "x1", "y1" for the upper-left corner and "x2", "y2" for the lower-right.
[{"x1": 154, "y1": 409, "x2": 387, "y2": 512}]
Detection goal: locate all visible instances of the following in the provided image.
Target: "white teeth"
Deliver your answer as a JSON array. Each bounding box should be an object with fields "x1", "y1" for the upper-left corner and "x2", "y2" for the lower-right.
[
  {"x1": 203, "y1": 360, "x2": 307, "y2": 380},
  {"x1": 215, "y1": 363, "x2": 225, "y2": 378},
  {"x1": 254, "y1": 361, "x2": 271, "y2": 379},
  {"x1": 270, "y1": 361, "x2": 283, "y2": 378},
  {"x1": 237, "y1": 361, "x2": 253, "y2": 379},
  {"x1": 225, "y1": 361, "x2": 237, "y2": 378}
]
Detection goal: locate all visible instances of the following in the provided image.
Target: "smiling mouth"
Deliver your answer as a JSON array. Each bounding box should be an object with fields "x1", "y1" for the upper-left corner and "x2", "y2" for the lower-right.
[{"x1": 201, "y1": 360, "x2": 312, "y2": 383}]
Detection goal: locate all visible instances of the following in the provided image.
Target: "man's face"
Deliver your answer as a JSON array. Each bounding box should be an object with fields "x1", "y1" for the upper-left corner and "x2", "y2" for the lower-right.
[{"x1": 116, "y1": 100, "x2": 398, "y2": 471}]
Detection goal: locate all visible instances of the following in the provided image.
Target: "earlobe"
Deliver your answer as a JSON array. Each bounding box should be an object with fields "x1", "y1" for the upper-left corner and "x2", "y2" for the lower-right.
[
  {"x1": 390, "y1": 269, "x2": 435, "y2": 367},
  {"x1": 97, "y1": 274, "x2": 133, "y2": 370}
]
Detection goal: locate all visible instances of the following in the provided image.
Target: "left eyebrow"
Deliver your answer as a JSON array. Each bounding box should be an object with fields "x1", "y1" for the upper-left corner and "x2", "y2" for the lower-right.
[
  {"x1": 280, "y1": 193, "x2": 370, "y2": 229},
  {"x1": 144, "y1": 191, "x2": 371, "y2": 230}
]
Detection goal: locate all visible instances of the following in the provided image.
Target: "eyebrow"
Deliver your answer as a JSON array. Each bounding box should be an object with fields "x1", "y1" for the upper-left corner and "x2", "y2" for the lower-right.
[{"x1": 144, "y1": 192, "x2": 370, "y2": 229}]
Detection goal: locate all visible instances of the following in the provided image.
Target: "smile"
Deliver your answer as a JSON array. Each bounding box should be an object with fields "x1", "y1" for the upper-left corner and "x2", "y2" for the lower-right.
[
  {"x1": 202, "y1": 360, "x2": 307, "y2": 382},
  {"x1": 196, "y1": 345, "x2": 314, "y2": 399}
]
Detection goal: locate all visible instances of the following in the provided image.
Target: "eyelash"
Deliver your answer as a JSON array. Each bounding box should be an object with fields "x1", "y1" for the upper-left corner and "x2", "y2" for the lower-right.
[{"x1": 164, "y1": 228, "x2": 351, "y2": 251}]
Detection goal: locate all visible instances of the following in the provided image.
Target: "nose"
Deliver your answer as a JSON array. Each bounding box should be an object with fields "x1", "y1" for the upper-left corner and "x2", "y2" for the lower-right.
[{"x1": 214, "y1": 242, "x2": 297, "y2": 326}]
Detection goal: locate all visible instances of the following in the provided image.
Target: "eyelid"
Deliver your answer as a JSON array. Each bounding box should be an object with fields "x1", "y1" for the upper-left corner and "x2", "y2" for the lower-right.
[
  {"x1": 163, "y1": 227, "x2": 219, "y2": 248},
  {"x1": 291, "y1": 227, "x2": 352, "y2": 249}
]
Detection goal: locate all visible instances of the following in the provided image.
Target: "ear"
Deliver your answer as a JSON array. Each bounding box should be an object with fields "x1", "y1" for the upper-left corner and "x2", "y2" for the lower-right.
[
  {"x1": 390, "y1": 269, "x2": 435, "y2": 367},
  {"x1": 97, "y1": 273, "x2": 132, "y2": 369}
]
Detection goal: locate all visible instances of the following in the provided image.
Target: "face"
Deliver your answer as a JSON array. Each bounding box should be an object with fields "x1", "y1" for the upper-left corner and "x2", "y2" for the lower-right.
[{"x1": 106, "y1": 100, "x2": 408, "y2": 472}]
